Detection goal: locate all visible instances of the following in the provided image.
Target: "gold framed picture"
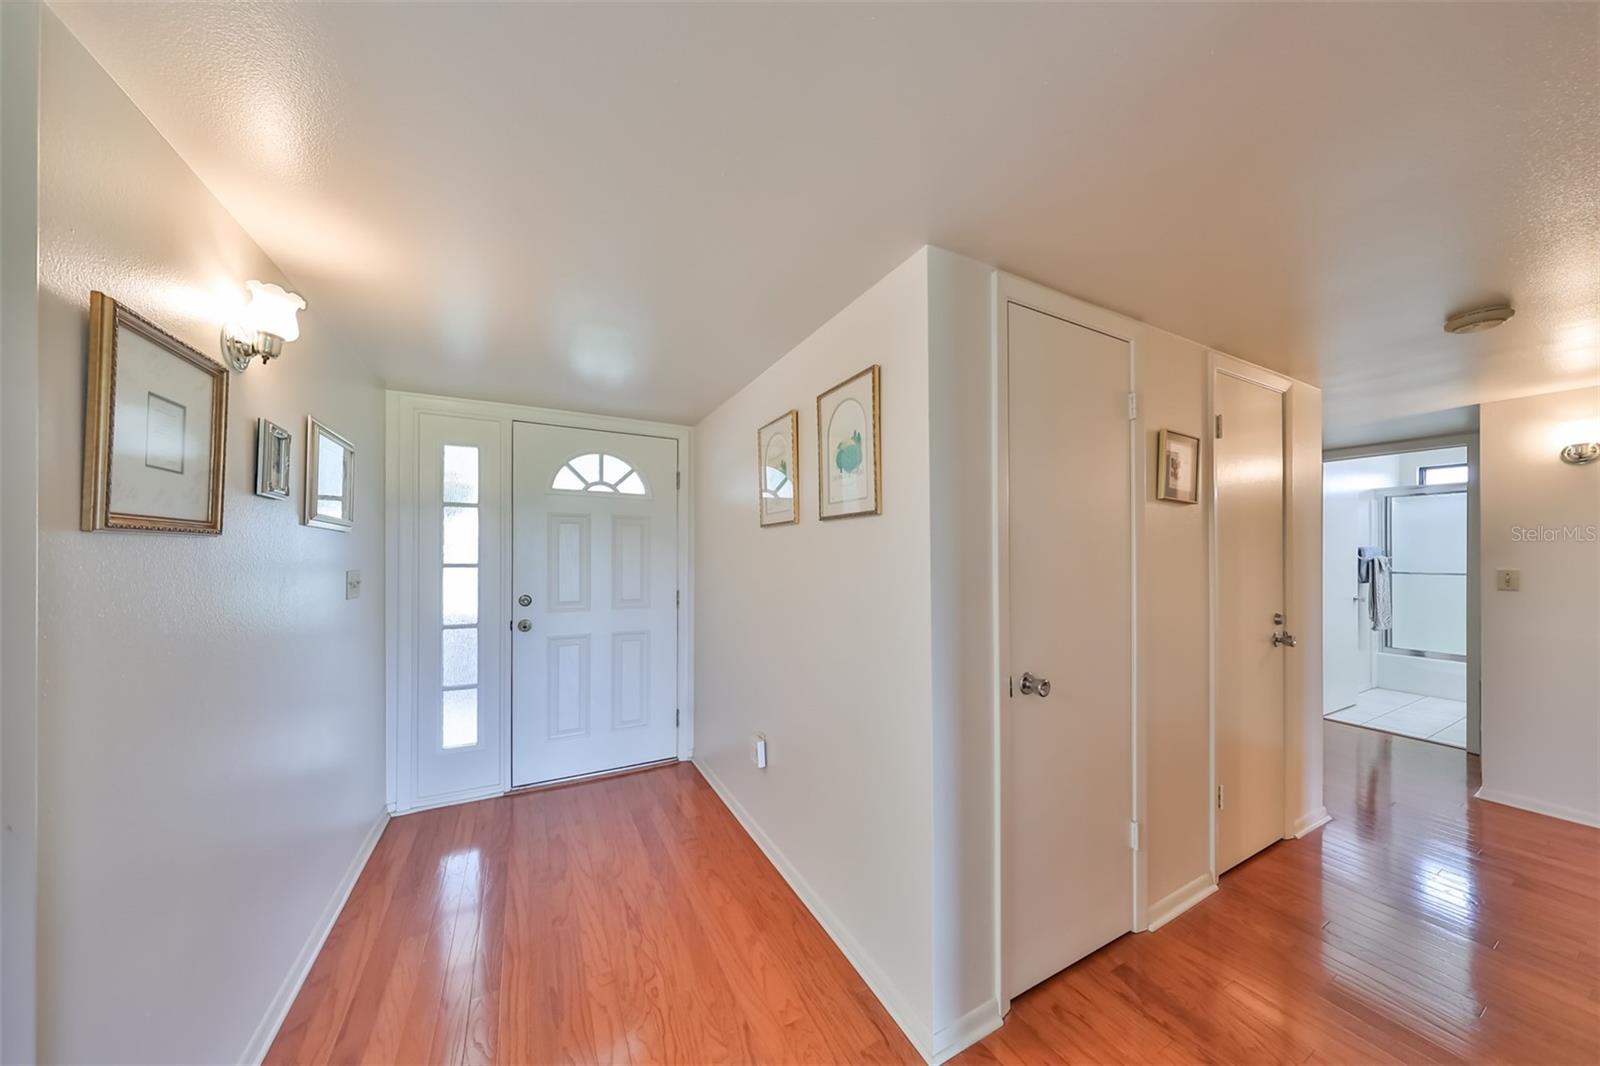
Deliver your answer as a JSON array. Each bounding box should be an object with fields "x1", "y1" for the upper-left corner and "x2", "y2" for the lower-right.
[
  {"x1": 816, "y1": 364, "x2": 881, "y2": 519},
  {"x1": 1157, "y1": 428, "x2": 1201, "y2": 504},
  {"x1": 757, "y1": 410, "x2": 799, "y2": 526},
  {"x1": 81, "y1": 291, "x2": 229, "y2": 534}
]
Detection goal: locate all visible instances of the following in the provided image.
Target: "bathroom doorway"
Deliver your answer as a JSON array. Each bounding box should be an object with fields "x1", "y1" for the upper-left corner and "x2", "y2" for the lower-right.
[{"x1": 1322, "y1": 441, "x2": 1479, "y2": 752}]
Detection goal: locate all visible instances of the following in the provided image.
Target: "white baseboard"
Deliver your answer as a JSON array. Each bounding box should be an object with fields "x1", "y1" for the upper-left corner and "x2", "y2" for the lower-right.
[
  {"x1": 1291, "y1": 807, "x2": 1333, "y2": 838},
  {"x1": 694, "y1": 761, "x2": 936, "y2": 1061},
  {"x1": 1474, "y1": 787, "x2": 1600, "y2": 829},
  {"x1": 929, "y1": 998, "x2": 1004, "y2": 1065},
  {"x1": 239, "y1": 810, "x2": 390, "y2": 1065},
  {"x1": 1145, "y1": 872, "x2": 1218, "y2": 932}
]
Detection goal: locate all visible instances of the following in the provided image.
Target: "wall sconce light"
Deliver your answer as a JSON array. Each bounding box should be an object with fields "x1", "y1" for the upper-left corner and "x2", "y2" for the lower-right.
[
  {"x1": 222, "y1": 280, "x2": 306, "y2": 372},
  {"x1": 1560, "y1": 442, "x2": 1600, "y2": 466}
]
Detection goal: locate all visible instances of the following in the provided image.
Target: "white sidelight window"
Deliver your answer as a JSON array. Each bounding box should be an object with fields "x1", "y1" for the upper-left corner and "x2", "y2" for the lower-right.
[
  {"x1": 440, "y1": 444, "x2": 481, "y2": 748},
  {"x1": 411, "y1": 414, "x2": 503, "y2": 803}
]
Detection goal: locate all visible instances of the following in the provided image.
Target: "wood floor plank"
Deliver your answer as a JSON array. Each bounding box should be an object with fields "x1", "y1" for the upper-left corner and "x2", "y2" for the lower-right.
[{"x1": 270, "y1": 725, "x2": 1599, "y2": 1064}]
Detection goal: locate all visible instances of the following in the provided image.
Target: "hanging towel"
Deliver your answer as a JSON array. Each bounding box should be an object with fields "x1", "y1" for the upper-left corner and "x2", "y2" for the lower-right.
[
  {"x1": 1368, "y1": 555, "x2": 1393, "y2": 632},
  {"x1": 1356, "y1": 545, "x2": 1385, "y2": 584}
]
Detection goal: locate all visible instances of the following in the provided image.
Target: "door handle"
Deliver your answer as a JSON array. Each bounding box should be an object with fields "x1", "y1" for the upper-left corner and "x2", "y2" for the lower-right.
[
  {"x1": 1019, "y1": 672, "x2": 1052, "y2": 697},
  {"x1": 1272, "y1": 631, "x2": 1297, "y2": 648},
  {"x1": 517, "y1": 619, "x2": 532, "y2": 633}
]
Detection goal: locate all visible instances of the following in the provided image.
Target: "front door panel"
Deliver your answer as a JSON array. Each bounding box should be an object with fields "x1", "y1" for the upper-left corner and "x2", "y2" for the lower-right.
[{"x1": 511, "y1": 423, "x2": 677, "y2": 786}]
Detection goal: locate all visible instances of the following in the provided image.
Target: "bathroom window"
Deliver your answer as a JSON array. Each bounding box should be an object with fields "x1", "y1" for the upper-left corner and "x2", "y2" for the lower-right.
[{"x1": 1419, "y1": 463, "x2": 1468, "y2": 486}]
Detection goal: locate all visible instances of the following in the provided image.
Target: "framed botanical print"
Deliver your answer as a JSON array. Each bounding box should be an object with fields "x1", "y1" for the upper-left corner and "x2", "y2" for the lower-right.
[
  {"x1": 1157, "y1": 428, "x2": 1201, "y2": 504},
  {"x1": 816, "y1": 364, "x2": 881, "y2": 519},
  {"x1": 757, "y1": 410, "x2": 799, "y2": 526},
  {"x1": 305, "y1": 417, "x2": 355, "y2": 530},
  {"x1": 81, "y1": 291, "x2": 229, "y2": 534},
  {"x1": 255, "y1": 418, "x2": 292, "y2": 499}
]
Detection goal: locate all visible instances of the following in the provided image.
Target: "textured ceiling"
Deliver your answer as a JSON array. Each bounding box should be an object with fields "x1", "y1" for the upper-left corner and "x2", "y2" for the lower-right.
[{"x1": 52, "y1": 1, "x2": 1600, "y2": 439}]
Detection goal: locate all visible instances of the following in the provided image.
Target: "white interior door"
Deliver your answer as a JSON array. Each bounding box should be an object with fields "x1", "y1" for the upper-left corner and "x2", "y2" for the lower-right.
[
  {"x1": 1003, "y1": 302, "x2": 1133, "y2": 1000},
  {"x1": 1215, "y1": 371, "x2": 1288, "y2": 874},
  {"x1": 511, "y1": 422, "x2": 678, "y2": 787}
]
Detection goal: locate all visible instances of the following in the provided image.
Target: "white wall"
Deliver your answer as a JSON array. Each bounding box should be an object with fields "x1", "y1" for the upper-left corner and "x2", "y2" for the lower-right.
[
  {"x1": 926, "y1": 249, "x2": 998, "y2": 1045},
  {"x1": 34, "y1": 14, "x2": 388, "y2": 1062},
  {"x1": 0, "y1": 3, "x2": 42, "y2": 1058},
  {"x1": 1479, "y1": 386, "x2": 1600, "y2": 826},
  {"x1": 1136, "y1": 330, "x2": 1212, "y2": 912},
  {"x1": 694, "y1": 248, "x2": 940, "y2": 1052}
]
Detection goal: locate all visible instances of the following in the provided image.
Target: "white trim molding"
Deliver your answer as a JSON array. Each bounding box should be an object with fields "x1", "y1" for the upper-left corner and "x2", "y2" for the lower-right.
[
  {"x1": 929, "y1": 999, "x2": 1004, "y2": 1066},
  {"x1": 241, "y1": 812, "x2": 390, "y2": 1065},
  {"x1": 1145, "y1": 873, "x2": 1219, "y2": 933},
  {"x1": 1474, "y1": 787, "x2": 1600, "y2": 829},
  {"x1": 1291, "y1": 807, "x2": 1333, "y2": 838},
  {"x1": 386, "y1": 391, "x2": 694, "y2": 814}
]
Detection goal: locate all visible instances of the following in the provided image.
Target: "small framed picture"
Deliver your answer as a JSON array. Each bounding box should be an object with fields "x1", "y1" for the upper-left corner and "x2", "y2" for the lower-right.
[
  {"x1": 305, "y1": 417, "x2": 355, "y2": 531},
  {"x1": 816, "y1": 365, "x2": 881, "y2": 520},
  {"x1": 255, "y1": 419, "x2": 292, "y2": 499},
  {"x1": 758, "y1": 410, "x2": 800, "y2": 526},
  {"x1": 1157, "y1": 429, "x2": 1201, "y2": 504},
  {"x1": 80, "y1": 291, "x2": 228, "y2": 534}
]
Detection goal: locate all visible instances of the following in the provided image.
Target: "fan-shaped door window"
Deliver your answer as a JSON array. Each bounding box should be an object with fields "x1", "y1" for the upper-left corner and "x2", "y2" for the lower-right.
[{"x1": 550, "y1": 452, "x2": 648, "y2": 496}]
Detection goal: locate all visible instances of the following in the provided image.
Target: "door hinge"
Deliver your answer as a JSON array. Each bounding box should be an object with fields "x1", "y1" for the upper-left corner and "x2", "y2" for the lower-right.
[
  {"x1": 676, "y1": 471, "x2": 682, "y2": 489},
  {"x1": 1129, "y1": 820, "x2": 1140, "y2": 850},
  {"x1": 1215, "y1": 414, "x2": 1223, "y2": 438},
  {"x1": 676, "y1": 590, "x2": 681, "y2": 607},
  {"x1": 1127, "y1": 392, "x2": 1138, "y2": 421},
  {"x1": 1216, "y1": 784, "x2": 1225, "y2": 810},
  {"x1": 675, "y1": 708, "x2": 680, "y2": 727},
  {"x1": 1007, "y1": 675, "x2": 1014, "y2": 698}
]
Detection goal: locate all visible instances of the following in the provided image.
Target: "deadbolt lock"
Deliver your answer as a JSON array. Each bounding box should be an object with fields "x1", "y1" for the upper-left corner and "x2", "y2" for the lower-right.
[{"x1": 518, "y1": 594, "x2": 533, "y2": 607}]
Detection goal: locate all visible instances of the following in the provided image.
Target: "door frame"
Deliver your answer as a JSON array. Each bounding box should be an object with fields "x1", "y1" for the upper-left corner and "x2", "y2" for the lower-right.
[
  {"x1": 385, "y1": 391, "x2": 694, "y2": 814},
  {"x1": 1323, "y1": 433, "x2": 1481, "y2": 755},
  {"x1": 1206, "y1": 352, "x2": 1311, "y2": 879},
  {"x1": 991, "y1": 271, "x2": 1142, "y2": 1013}
]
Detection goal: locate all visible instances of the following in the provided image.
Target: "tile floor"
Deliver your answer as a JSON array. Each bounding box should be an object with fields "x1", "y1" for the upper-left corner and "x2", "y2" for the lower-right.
[{"x1": 1325, "y1": 687, "x2": 1467, "y2": 748}]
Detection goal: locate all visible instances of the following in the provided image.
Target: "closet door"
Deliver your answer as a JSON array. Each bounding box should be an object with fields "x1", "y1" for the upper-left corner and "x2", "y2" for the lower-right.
[
  {"x1": 1003, "y1": 302, "x2": 1134, "y2": 999},
  {"x1": 1215, "y1": 369, "x2": 1288, "y2": 874}
]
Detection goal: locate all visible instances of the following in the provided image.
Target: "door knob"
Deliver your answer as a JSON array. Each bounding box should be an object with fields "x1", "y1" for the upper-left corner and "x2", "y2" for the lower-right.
[
  {"x1": 1019, "y1": 672, "x2": 1052, "y2": 697},
  {"x1": 1272, "y1": 631, "x2": 1297, "y2": 648},
  {"x1": 517, "y1": 619, "x2": 532, "y2": 633}
]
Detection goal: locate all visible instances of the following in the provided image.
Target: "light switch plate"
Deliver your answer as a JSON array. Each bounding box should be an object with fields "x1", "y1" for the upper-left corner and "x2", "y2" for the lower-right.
[
  {"x1": 1495, "y1": 568, "x2": 1520, "y2": 591},
  {"x1": 751, "y1": 733, "x2": 768, "y2": 769},
  {"x1": 346, "y1": 569, "x2": 362, "y2": 599}
]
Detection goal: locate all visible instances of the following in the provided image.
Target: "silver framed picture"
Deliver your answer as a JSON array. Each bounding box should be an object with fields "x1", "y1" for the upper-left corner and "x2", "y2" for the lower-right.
[
  {"x1": 305, "y1": 417, "x2": 355, "y2": 531},
  {"x1": 255, "y1": 418, "x2": 292, "y2": 499}
]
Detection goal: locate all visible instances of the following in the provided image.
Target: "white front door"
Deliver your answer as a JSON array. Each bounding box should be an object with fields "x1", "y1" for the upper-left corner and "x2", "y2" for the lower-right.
[
  {"x1": 1003, "y1": 302, "x2": 1134, "y2": 1000},
  {"x1": 1215, "y1": 370, "x2": 1288, "y2": 874},
  {"x1": 511, "y1": 422, "x2": 679, "y2": 787}
]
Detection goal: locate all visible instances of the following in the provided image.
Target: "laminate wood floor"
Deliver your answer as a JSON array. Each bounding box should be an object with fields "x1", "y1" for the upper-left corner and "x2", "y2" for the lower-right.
[{"x1": 269, "y1": 724, "x2": 1600, "y2": 1064}]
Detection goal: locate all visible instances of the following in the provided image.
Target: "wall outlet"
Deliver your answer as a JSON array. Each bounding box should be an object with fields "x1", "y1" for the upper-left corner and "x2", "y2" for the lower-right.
[
  {"x1": 1495, "y1": 568, "x2": 1520, "y2": 592},
  {"x1": 751, "y1": 733, "x2": 768, "y2": 770},
  {"x1": 345, "y1": 570, "x2": 362, "y2": 599}
]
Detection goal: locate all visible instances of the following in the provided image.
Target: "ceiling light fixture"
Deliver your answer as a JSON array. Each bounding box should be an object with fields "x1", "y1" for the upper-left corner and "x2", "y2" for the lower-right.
[
  {"x1": 222, "y1": 280, "x2": 306, "y2": 371},
  {"x1": 1443, "y1": 304, "x2": 1514, "y2": 335}
]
